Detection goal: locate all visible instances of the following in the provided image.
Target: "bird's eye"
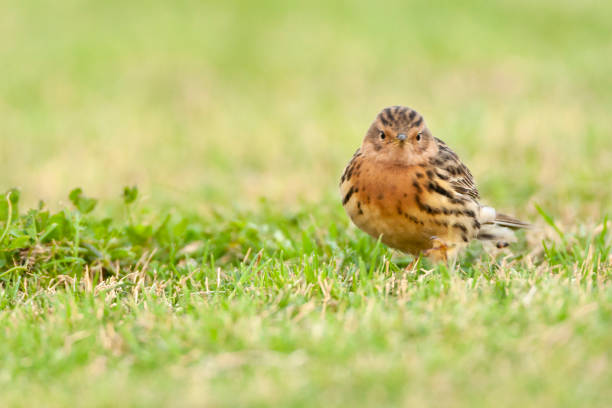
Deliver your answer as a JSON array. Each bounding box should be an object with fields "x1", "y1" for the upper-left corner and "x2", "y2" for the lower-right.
[
  {"x1": 416, "y1": 132, "x2": 422, "y2": 142},
  {"x1": 379, "y1": 131, "x2": 386, "y2": 140}
]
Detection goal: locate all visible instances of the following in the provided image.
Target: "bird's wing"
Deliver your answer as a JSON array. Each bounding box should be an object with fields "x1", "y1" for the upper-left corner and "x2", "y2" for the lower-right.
[{"x1": 430, "y1": 138, "x2": 480, "y2": 201}]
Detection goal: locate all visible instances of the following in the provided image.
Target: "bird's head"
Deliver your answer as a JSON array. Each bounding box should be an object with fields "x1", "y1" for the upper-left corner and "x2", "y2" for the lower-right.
[{"x1": 362, "y1": 106, "x2": 437, "y2": 165}]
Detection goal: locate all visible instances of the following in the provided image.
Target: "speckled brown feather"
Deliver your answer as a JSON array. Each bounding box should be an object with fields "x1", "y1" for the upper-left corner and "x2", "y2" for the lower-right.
[
  {"x1": 341, "y1": 147, "x2": 480, "y2": 258},
  {"x1": 340, "y1": 106, "x2": 529, "y2": 262}
]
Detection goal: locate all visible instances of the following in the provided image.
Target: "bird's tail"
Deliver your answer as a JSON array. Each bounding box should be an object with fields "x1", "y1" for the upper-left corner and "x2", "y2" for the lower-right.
[{"x1": 477, "y1": 206, "x2": 531, "y2": 248}]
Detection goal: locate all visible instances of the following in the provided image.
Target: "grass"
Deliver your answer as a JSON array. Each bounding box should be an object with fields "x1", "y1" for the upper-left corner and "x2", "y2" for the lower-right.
[
  {"x1": 1, "y1": 0, "x2": 612, "y2": 406},
  {"x1": 1, "y1": 188, "x2": 610, "y2": 407}
]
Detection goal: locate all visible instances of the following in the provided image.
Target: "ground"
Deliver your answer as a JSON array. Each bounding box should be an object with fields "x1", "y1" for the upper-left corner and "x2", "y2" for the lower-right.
[{"x1": 0, "y1": 0, "x2": 611, "y2": 407}]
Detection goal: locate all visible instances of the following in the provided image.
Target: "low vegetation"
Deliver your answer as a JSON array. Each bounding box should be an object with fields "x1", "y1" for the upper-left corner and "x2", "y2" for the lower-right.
[{"x1": 1, "y1": 187, "x2": 610, "y2": 406}]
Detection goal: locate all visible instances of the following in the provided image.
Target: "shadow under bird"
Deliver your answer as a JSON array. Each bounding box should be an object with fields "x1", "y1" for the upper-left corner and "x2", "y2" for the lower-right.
[{"x1": 340, "y1": 106, "x2": 530, "y2": 262}]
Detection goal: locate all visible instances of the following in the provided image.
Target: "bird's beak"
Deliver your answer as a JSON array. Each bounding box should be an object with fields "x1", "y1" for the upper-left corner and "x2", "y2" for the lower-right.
[{"x1": 397, "y1": 133, "x2": 407, "y2": 141}]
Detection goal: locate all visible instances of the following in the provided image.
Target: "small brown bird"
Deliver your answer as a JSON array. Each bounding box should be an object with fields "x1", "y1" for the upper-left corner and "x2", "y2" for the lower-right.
[{"x1": 340, "y1": 106, "x2": 529, "y2": 262}]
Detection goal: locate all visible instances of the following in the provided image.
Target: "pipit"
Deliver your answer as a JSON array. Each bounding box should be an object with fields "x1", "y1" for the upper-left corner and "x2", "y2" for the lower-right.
[{"x1": 340, "y1": 106, "x2": 529, "y2": 262}]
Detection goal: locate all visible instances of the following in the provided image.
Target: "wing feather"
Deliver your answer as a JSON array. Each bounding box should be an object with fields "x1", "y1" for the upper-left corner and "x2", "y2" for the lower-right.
[{"x1": 430, "y1": 138, "x2": 480, "y2": 202}]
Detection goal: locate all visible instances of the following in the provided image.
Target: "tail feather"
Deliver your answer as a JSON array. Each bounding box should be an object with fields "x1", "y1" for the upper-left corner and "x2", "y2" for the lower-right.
[
  {"x1": 493, "y1": 213, "x2": 531, "y2": 230},
  {"x1": 477, "y1": 206, "x2": 530, "y2": 245}
]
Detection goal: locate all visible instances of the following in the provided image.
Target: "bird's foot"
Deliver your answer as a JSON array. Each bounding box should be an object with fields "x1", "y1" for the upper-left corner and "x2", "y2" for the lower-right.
[
  {"x1": 423, "y1": 236, "x2": 450, "y2": 263},
  {"x1": 404, "y1": 255, "x2": 422, "y2": 272}
]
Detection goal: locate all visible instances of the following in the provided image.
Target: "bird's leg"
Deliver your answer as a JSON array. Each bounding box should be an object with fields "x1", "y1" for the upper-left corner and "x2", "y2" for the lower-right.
[
  {"x1": 405, "y1": 254, "x2": 422, "y2": 272},
  {"x1": 423, "y1": 236, "x2": 450, "y2": 263}
]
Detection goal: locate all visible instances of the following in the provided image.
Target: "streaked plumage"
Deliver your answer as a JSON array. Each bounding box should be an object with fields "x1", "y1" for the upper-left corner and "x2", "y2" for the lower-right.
[{"x1": 340, "y1": 106, "x2": 529, "y2": 262}]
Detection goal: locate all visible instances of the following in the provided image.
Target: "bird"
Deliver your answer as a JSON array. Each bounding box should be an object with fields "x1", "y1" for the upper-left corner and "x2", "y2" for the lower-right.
[{"x1": 340, "y1": 106, "x2": 530, "y2": 263}]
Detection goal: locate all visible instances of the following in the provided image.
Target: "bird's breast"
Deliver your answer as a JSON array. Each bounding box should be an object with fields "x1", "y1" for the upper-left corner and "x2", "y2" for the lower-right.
[
  {"x1": 340, "y1": 156, "x2": 435, "y2": 253},
  {"x1": 340, "y1": 154, "x2": 480, "y2": 255}
]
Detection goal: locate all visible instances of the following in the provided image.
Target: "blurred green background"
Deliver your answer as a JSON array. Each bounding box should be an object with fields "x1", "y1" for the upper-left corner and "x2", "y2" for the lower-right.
[
  {"x1": 1, "y1": 0, "x2": 611, "y2": 217},
  {"x1": 1, "y1": 2, "x2": 612, "y2": 407}
]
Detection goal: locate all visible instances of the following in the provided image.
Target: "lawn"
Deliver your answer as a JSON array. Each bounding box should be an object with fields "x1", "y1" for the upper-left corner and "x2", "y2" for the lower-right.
[{"x1": 1, "y1": 0, "x2": 611, "y2": 407}]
